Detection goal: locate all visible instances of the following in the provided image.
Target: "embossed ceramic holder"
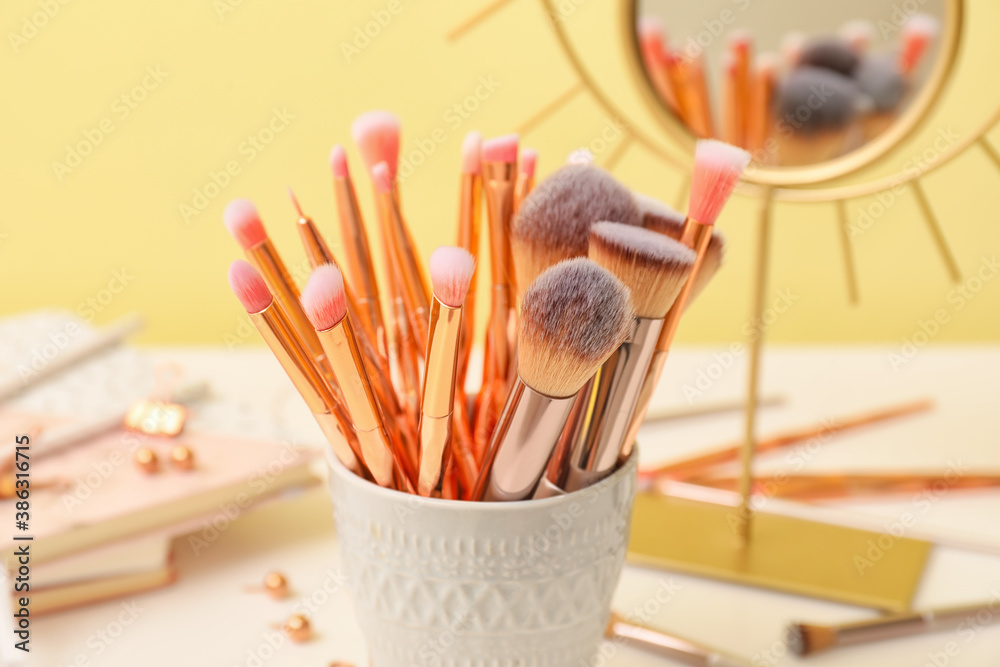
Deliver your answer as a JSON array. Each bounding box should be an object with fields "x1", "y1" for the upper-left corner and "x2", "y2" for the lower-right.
[{"x1": 326, "y1": 449, "x2": 638, "y2": 667}]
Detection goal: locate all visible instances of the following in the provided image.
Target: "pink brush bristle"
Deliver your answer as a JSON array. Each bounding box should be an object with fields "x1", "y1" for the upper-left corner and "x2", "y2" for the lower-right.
[
  {"x1": 351, "y1": 111, "x2": 400, "y2": 181},
  {"x1": 371, "y1": 162, "x2": 393, "y2": 194},
  {"x1": 329, "y1": 144, "x2": 350, "y2": 179},
  {"x1": 688, "y1": 140, "x2": 751, "y2": 225},
  {"x1": 461, "y1": 131, "x2": 482, "y2": 175},
  {"x1": 228, "y1": 260, "x2": 273, "y2": 313},
  {"x1": 223, "y1": 199, "x2": 268, "y2": 249},
  {"x1": 637, "y1": 16, "x2": 665, "y2": 48},
  {"x1": 901, "y1": 14, "x2": 939, "y2": 74},
  {"x1": 429, "y1": 246, "x2": 476, "y2": 308},
  {"x1": 301, "y1": 265, "x2": 348, "y2": 331},
  {"x1": 728, "y1": 28, "x2": 753, "y2": 54},
  {"x1": 520, "y1": 148, "x2": 538, "y2": 177},
  {"x1": 482, "y1": 134, "x2": 519, "y2": 164}
]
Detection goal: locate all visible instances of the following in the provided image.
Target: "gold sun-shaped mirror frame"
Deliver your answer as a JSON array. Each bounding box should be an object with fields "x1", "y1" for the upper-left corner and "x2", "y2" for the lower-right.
[{"x1": 625, "y1": 0, "x2": 964, "y2": 187}]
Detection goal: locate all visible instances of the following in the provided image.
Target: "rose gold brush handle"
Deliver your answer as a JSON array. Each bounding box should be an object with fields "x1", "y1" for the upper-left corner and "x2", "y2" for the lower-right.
[
  {"x1": 607, "y1": 613, "x2": 750, "y2": 666},
  {"x1": 472, "y1": 378, "x2": 577, "y2": 502},
  {"x1": 377, "y1": 190, "x2": 430, "y2": 353},
  {"x1": 621, "y1": 222, "x2": 714, "y2": 458},
  {"x1": 639, "y1": 398, "x2": 935, "y2": 482},
  {"x1": 694, "y1": 472, "x2": 1000, "y2": 501},
  {"x1": 333, "y1": 175, "x2": 387, "y2": 360},
  {"x1": 455, "y1": 171, "x2": 481, "y2": 393},
  {"x1": 560, "y1": 317, "x2": 661, "y2": 492}
]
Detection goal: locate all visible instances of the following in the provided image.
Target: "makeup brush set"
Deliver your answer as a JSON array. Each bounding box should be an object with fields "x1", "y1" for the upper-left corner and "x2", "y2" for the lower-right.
[
  {"x1": 224, "y1": 110, "x2": 750, "y2": 501},
  {"x1": 638, "y1": 12, "x2": 941, "y2": 165}
]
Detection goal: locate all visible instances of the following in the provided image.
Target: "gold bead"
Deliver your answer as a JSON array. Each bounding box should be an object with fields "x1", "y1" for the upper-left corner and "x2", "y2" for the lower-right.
[
  {"x1": 282, "y1": 614, "x2": 311, "y2": 642},
  {"x1": 169, "y1": 445, "x2": 195, "y2": 471},
  {"x1": 134, "y1": 448, "x2": 159, "y2": 474},
  {"x1": 263, "y1": 571, "x2": 288, "y2": 599}
]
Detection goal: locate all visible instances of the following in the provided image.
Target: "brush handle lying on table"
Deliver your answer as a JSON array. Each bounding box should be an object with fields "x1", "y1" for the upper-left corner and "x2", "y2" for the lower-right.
[{"x1": 607, "y1": 613, "x2": 750, "y2": 666}]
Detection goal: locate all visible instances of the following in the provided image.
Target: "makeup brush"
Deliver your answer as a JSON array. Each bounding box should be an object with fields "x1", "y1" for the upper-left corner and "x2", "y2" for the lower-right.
[
  {"x1": 694, "y1": 471, "x2": 1000, "y2": 501},
  {"x1": 663, "y1": 49, "x2": 695, "y2": 130},
  {"x1": 547, "y1": 224, "x2": 695, "y2": 494},
  {"x1": 417, "y1": 247, "x2": 476, "y2": 497},
  {"x1": 780, "y1": 31, "x2": 807, "y2": 70},
  {"x1": 372, "y1": 161, "x2": 431, "y2": 351},
  {"x1": 728, "y1": 29, "x2": 753, "y2": 149},
  {"x1": 635, "y1": 193, "x2": 725, "y2": 302},
  {"x1": 774, "y1": 68, "x2": 863, "y2": 165},
  {"x1": 854, "y1": 53, "x2": 908, "y2": 141},
  {"x1": 685, "y1": 51, "x2": 716, "y2": 139},
  {"x1": 515, "y1": 147, "x2": 537, "y2": 210},
  {"x1": 330, "y1": 144, "x2": 387, "y2": 359},
  {"x1": 637, "y1": 16, "x2": 679, "y2": 113},
  {"x1": 287, "y1": 188, "x2": 379, "y2": 354},
  {"x1": 455, "y1": 131, "x2": 483, "y2": 400},
  {"x1": 472, "y1": 258, "x2": 635, "y2": 502},
  {"x1": 798, "y1": 37, "x2": 861, "y2": 76},
  {"x1": 746, "y1": 53, "x2": 778, "y2": 157},
  {"x1": 511, "y1": 164, "x2": 642, "y2": 294},
  {"x1": 839, "y1": 20, "x2": 876, "y2": 54},
  {"x1": 302, "y1": 265, "x2": 411, "y2": 491},
  {"x1": 480, "y1": 133, "x2": 519, "y2": 382},
  {"x1": 623, "y1": 140, "x2": 749, "y2": 456},
  {"x1": 224, "y1": 199, "x2": 327, "y2": 366},
  {"x1": 228, "y1": 260, "x2": 363, "y2": 476},
  {"x1": 606, "y1": 613, "x2": 750, "y2": 666},
  {"x1": 352, "y1": 112, "x2": 422, "y2": 417},
  {"x1": 472, "y1": 134, "x2": 520, "y2": 463},
  {"x1": 720, "y1": 52, "x2": 739, "y2": 147},
  {"x1": 900, "y1": 14, "x2": 940, "y2": 76},
  {"x1": 639, "y1": 398, "x2": 934, "y2": 483},
  {"x1": 288, "y1": 188, "x2": 419, "y2": 479},
  {"x1": 788, "y1": 600, "x2": 1000, "y2": 657}
]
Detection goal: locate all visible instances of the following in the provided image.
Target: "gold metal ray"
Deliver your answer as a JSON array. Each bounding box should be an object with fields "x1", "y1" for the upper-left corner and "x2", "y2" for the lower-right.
[
  {"x1": 516, "y1": 83, "x2": 584, "y2": 136},
  {"x1": 912, "y1": 179, "x2": 962, "y2": 283},
  {"x1": 836, "y1": 199, "x2": 860, "y2": 304},
  {"x1": 448, "y1": 0, "x2": 518, "y2": 41},
  {"x1": 979, "y1": 137, "x2": 1000, "y2": 171}
]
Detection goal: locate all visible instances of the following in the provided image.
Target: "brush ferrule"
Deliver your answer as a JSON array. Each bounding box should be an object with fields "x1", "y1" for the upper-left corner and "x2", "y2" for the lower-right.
[
  {"x1": 620, "y1": 348, "x2": 669, "y2": 460},
  {"x1": 560, "y1": 317, "x2": 663, "y2": 491},
  {"x1": 416, "y1": 414, "x2": 453, "y2": 497},
  {"x1": 656, "y1": 220, "x2": 713, "y2": 354},
  {"x1": 456, "y1": 173, "x2": 482, "y2": 388},
  {"x1": 318, "y1": 318, "x2": 379, "y2": 433},
  {"x1": 376, "y1": 189, "x2": 431, "y2": 352},
  {"x1": 483, "y1": 161, "x2": 517, "y2": 288},
  {"x1": 421, "y1": 299, "x2": 462, "y2": 419},
  {"x1": 334, "y1": 176, "x2": 386, "y2": 356},
  {"x1": 472, "y1": 377, "x2": 578, "y2": 502},
  {"x1": 248, "y1": 240, "x2": 326, "y2": 363},
  {"x1": 296, "y1": 216, "x2": 335, "y2": 268}
]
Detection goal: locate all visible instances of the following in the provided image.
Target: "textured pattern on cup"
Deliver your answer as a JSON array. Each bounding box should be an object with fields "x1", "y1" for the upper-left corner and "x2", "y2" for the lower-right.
[{"x1": 327, "y1": 449, "x2": 638, "y2": 667}]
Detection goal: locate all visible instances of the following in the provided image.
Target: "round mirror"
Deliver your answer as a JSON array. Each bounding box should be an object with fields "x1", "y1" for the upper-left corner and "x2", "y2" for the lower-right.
[{"x1": 634, "y1": 0, "x2": 956, "y2": 178}]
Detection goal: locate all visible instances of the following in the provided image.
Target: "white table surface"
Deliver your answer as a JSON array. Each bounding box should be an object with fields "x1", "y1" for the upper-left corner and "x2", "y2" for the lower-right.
[{"x1": 31, "y1": 346, "x2": 1000, "y2": 667}]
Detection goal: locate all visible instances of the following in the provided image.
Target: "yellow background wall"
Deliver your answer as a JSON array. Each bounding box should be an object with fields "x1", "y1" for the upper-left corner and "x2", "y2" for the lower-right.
[{"x1": 2, "y1": 0, "x2": 998, "y2": 345}]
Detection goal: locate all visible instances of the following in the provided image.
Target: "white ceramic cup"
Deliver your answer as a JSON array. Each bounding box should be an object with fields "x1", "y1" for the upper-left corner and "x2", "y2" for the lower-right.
[{"x1": 326, "y1": 449, "x2": 638, "y2": 667}]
